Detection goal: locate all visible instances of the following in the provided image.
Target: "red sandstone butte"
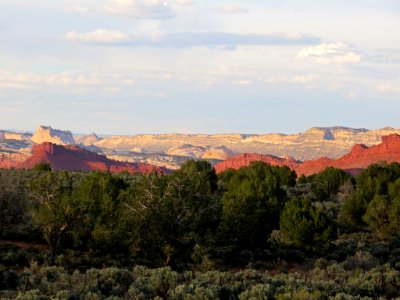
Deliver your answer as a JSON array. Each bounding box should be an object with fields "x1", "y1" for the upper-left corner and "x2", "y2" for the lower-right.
[
  {"x1": 213, "y1": 153, "x2": 300, "y2": 174},
  {"x1": 16, "y1": 142, "x2": 167, "y2": 174},
  {"x1": 214, "y1": 134, "x2": 400, "y2": 176}
]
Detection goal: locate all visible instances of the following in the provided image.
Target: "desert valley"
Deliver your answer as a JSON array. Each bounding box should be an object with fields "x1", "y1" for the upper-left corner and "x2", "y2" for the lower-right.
[{"x1": 1, "y1": 0, "x2": 400, "y2": 298}]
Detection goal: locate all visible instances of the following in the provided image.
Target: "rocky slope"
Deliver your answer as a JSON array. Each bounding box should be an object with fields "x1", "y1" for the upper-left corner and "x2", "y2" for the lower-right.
[
  {"x1": 31, "y1": 126, "x2": 75, "y2": 145},
  {"x1": 166, "y1": 144, "x2": 208, "y2": 158},
  {"x1": 92, "y1": 127, "x2": 400, "y2": 161},
  {"x1": 214, "y1": 134, "x2": 400, "y2": 176},
  {"x1": 214, "y1": 153, "x2": 300, "y2": 174},
  {"x1": 17, "y1": 142, "x2": 167, "y2": 174},
  {"x1": 2, "y1": 126, "x2": 400, "y2": 170},
  {"x1": 166, "y1": 144, "x2": 234, "y2": 160},
  {"x1": 201, "y1": 147, "x2": 234, "y2": 160},
  {"x1": 0, "y1": 130, "x2": 32, "y2": 141},
  {"x1": 0, "y1": 152, "x2": 29, "y2": 168},
  {"x1": 297, "y1": 134, "x2": 400, "y2": 175},
  {"x1": 75, "y1": 133, "x2": 102, "y2": 146}
]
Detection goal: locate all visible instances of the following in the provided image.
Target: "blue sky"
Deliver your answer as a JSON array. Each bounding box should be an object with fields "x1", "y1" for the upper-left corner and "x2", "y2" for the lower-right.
[{"x1": 0, "y1": 0, "x2": 399, "y2": 134}]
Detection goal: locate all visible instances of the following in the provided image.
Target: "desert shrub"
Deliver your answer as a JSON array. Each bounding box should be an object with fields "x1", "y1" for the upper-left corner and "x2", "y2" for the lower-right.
[
  {"x1": 0, "y1": 245, "x2": 45, "y2": 268},
  {"x1": 83, "y1": 267, "x2": 133, "y2": 297},
  {"x1": 23, "y1": 264, "x2": 70, "y2": 296},
  {"x1": 238, "y1": 283, "x2": 272, "y2": 300},
  {"x1": 128, "y1": 266, "x2": 180, "y2": 299},
  {"x1": 342, "y1": 251, "x2": 379, "y2": 271},
  {"x1": 171, "y1": 284, "x2": 221, "y2": 300},
  {"x1": 0, "y1": 268, "x2": 19, "y2": 290}
]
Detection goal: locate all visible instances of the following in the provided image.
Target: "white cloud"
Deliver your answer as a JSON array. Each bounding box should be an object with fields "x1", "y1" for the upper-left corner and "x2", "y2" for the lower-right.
[
  {"x1": 65, "y1": 6, "x2": 94, "y2": 14},
  {"x1": 346, "y1": 91, "x2": 357, "y2": 98},
  {"x1": 297, "y1": 42, "x2": 361, "y2": 64},
  {"x1": 173, "y1": 0, "x2": 194, "y2": 6},
  {"x1": 66, "y1": 30, "x2": 320, "y2": 47},
  {"x1": 0, "y1": 70, "x2": 136, "y2": 91},
  {"x1": 235, "y1": 79, "x2": 252, "y2": 86},
  {"x1": 377, "y1": 84, "x2": 400, "y2": 93},
  {"x1": 218, "y1": 4, "x2": 248, "y2": 14},
  {"x1": 264, "y1": 74, "x2": 319, "y2": 85},
  {"x1": 66, "y1": 29, "x2": 130, "y2": 43},
  {"x1": 0, "y1": 71, "x2": 38, "y2": 89},
  {"x1": 103, "y1": 0, "x2": 176, "y2": 19},
  {"x1": 290, "y1": 74, "x2": 319, "y2": 83}
]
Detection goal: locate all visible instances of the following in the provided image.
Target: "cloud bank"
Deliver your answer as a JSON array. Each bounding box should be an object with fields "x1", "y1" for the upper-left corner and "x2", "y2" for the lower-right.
[
  {"x1": 66, "y1": 30, "x2": 321, "y2": 48},
  {"x1": 66, "y1": 29, "x2": 130, "y2": 43},
  {"x1": 297, "y1": 42, "x2": 361, "y2": 64},
  {"x1": 103, "y1": 0, "x2": 176, "y2": 19},
  {"x1": 218, "y1": 4, "x2": 248, "y2": 14}
]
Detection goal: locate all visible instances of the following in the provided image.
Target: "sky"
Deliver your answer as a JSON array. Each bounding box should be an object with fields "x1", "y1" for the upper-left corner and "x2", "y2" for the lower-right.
[{"x1": 0, "y1": 0, "x2": 399, "y2": 135}]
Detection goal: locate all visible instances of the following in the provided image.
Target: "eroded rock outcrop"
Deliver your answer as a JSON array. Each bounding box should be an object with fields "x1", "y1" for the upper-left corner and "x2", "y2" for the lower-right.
[
  {"x1": 18, "y1": 142, "x2": 167, "y2": 174},
  {"x1": 202, "y1": 147, "x2": 234, "y2": 160},
  {"x1": 31, "y1": 126, "x2": 75, "y2": 145},
  {"x1": 214, "y1": 153, "x2": 300, "y2": 173},
  {"x1": 93, "y1": 127, "x2": 400, "y2": 161},
  {"x1": 75, "y1": 133, "x2": 102, "y2": 146},
  {"x1": 0, "y1": 153, "x2": 29, "y2": 168},
  {"x1": 166, "y1": 144, "x2": 234, "y2": 160},
  {"x1": 166, "y1": 144, "x2": 207, "y2": 158},
  {"x1": 214, "y1": 134, "x2": 400, "y2": 176}
]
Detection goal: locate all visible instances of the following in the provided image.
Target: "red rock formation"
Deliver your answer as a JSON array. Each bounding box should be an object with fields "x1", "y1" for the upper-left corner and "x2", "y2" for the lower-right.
[
  {"x1": 15, "y1": 142, "x2": 167, "y2": 174},
  {"x1": 215, "y1": 134, "x2": 400, "y2": 176},
  {"x1": 213, "y1": 153, "x2": 300, "y2": 173},
  {"x1": 0, "y1": 153, "x2": 30, "y2": 168},
  {"x1": 3, "y1": 134, "x2": 400, "y2": 177}
]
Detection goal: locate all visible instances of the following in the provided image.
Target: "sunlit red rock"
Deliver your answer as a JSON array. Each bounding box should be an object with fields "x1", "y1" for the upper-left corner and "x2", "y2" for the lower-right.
[
  {"x1": 17, "y1": 142, "x2": 167, "y2": 174},
  {"x1": 214, "y1": 134, "x2": 400, "y2": 176},
  {"x1": 213, "y1": 153, "x2": 300, "y2": 173}
]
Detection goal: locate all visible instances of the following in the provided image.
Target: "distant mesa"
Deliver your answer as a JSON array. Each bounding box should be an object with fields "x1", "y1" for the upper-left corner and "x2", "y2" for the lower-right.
[
  {"x1": 214, "y1": 134, "x2": 400, "y2": 176},
  {"x1": 166, "y1": 144, "x2": 207, "y2": 158},
  {"x1": 2, "y1": 125, "x2": 400, "y2": 171},
  {"x1": 0, "y1": 130, "x2": 32, "y2": 141},
  {"x1": 76, "y1": 133, "x2": 102, "y2": 146},
  {"x1": 166, "y1": 144, "x2": 234, "y2": 160},
  {"x1": 18, "y1": 142, "x2": 167, "y2": 174},
  {"x1": 201, "y1": 146, "x2": 235, "y2": 160},
  {"x1": 31, "y1": 126, "x2": 75, "y2": 145}
]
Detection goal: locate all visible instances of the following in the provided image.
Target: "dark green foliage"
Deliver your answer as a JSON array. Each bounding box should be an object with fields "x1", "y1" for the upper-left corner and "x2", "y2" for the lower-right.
[
  {"x1": 29, "y1": 171, "x2": 84, "y2": 264},
  {"x1": 124, "y1": 160, "x2": 220, "y2": 269},
  {"x1": 291, "y1": 168, "x2": 353, "y2": 206},
  {"x1": 0, "y1": 160, "x2": 400, "y2": 298},
  {"x1": 341, "y1": 163, "x2": 400, "y2": 237},
  {"x1": 0, "y1": 171, "x2": 26, "y2": 237},
  {"x1": 216, "y1": 162, "x2": 295, "y2": 263},
  {"x1": 32, "y1": 163, "x2": 52, "y2": 172},
  {"x1": 280, "y1": 198, "x2": 336, "y2": 249},
  {"x1": 70, "y1": 171, "x2": 129, "y2": 254},
  {"x1": 306, "y1": 167, "x2": 352, "y2": 201},
  {"x1": 0, "y1": 268, "x2": 18, "y2": 290}
]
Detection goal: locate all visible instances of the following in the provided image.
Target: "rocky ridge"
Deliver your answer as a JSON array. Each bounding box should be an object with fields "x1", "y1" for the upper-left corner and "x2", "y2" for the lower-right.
[
  {"x1": 166, "y1": 144, "x2": 234, "y2": 160},
  {"x1": 31, "y1": 126, "x2": 75, "y2": 145},
  {"x1": 1, "y1": 126, "x2": 400, "y2": 170},
  {"x1": 75, "y1": 133, "x2": 102, "y2": 146},
  {"x1": 17, "y1": 142, "x2": 167, "y2": 174},
  {"x1": 214, "y1": 134, "x2": 400, "y2": 176},
  {"x1": 92, "y1": 127, "x2": 400, "y2": 161}
]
